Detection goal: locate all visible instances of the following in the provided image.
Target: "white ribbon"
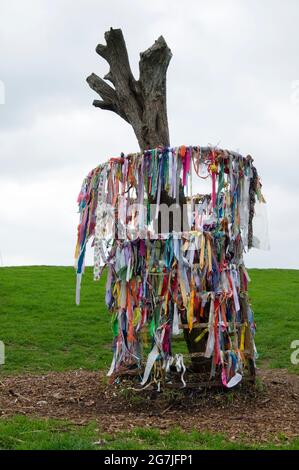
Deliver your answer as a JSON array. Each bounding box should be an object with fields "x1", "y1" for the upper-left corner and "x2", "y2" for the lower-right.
[
  {"x1": 175, "y1": 354, "x2": 186, "y2": 388},
  {"x1": 172, "y1": 304, "x2": 181, "y2": 336},
  {"x1": 140, "y1": 344, "x2": 159, "y2": 386},
  {"x1": 226, "y1": 372, "x2": 242, "y2": 388},
  {"x1": 75, "y1": 273, "x2": 82, "y2": 306}
]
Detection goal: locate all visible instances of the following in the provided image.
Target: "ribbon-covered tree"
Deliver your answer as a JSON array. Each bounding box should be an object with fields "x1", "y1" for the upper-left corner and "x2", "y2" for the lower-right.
[
  {"x1": 86, "y1": 28, "x2": 207, "y2": 371},
  {"x1": 76, "y1": 28, "x2": 267, "y2": 388}
]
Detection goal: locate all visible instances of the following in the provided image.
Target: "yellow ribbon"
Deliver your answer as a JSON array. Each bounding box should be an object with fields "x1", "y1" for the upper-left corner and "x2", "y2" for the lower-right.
[
  {"x1": 74, "y1": 240, "x2": 80, "y2": 260},
  {"x1": 188, "y1": 279, "x2": 195, "y2": 331},
  {"x1": 207, "y1": 237, "x2": 212, "y2": 273},
  {"x1": 113, "y1": 282, "x2": 121, "y2": 308},
  {"x1": 194, "y1": 327, "x2": 209, "y2": 343},
  {"x1": 240, "y1": 322, "x2": 247, "y2": 351},
  {"x1": 133, "y1": 307, "x2": 141, "y2": 326},
  {"x1": 178, "y1": 270, "x2": 188, "y2": 308},
  {"x1": 199, "y1": 233, "x2": 205, "y2": 270}
]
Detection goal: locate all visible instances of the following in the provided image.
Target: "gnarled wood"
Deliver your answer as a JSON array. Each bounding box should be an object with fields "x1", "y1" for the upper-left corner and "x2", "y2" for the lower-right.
[{"x1": 87, "y1": 27, "x2": 171, "y2": 151}]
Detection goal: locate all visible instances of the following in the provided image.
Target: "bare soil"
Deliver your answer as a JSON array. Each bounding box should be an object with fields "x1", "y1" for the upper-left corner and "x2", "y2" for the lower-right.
[{"x1": 0, "y1": 368, "x2": 298, "y2": 443}]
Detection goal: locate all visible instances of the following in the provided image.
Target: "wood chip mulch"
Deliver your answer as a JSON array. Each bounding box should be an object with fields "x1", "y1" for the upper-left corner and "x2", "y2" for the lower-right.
[{"x1": 0, "y1": 368, "x2": 298, "y2": 443}]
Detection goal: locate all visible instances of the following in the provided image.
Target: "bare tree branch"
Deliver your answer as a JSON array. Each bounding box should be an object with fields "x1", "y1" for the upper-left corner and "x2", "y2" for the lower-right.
[
  {"x1": 86, "y1": 72, "x2": 129, "y2": 122},
  {"x1": 87, "y1": 27, "x2": 172, "y2": 150}
]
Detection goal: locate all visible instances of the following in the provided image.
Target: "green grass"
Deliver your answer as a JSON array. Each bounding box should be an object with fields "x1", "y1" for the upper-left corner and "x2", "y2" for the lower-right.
[
  {"x1": 0, "y1": 267, "x2": 298, "y2": 450},
  {"x1": 0, "y1": 266, "x2": 112, "y2": 374},
  {"x1": 0, "y1": 267, "x2": 298, "y2": 375},
  {"x1": 0, "y1": 415, "x2": 298, "y2": 450},
  {"x1": 249, "y1": 269, "x2": 299, "y2": 372}
]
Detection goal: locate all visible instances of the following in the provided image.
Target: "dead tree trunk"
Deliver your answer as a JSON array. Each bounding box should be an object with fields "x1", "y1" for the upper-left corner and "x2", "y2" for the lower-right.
[
  {"x1": 87, "y1": 27, "x2": 206, "y2": 370},
  {"x1": 87, "y1": 28, "x2": 171, "y2": 150}
]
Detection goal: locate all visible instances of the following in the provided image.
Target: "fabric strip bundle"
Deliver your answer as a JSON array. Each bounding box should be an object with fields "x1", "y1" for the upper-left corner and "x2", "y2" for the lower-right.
[{"x1": 75, "y1": 145, "x2": 266, "y2": 388}]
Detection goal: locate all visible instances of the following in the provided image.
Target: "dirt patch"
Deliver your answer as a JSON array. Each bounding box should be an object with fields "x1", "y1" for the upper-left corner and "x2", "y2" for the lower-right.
[{"x1": 0, "y1": 368, "x2": 298, "y2": 443}]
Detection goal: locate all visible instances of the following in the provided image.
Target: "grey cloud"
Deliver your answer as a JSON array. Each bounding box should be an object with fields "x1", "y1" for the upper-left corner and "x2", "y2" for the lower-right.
[{"x1": 0, "y1": 0, "x2": 298, "y2": 267}]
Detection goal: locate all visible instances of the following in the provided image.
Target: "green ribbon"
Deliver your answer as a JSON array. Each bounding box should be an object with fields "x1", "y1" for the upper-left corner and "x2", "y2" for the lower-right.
[{"x1": 112, "y1": 313, "x2": 118, "y2": 337}]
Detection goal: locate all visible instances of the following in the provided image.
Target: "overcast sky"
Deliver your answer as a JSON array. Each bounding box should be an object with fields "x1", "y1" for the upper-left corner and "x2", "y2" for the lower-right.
[{"x1": 0, "y1": 0, "x2": 298, "y2": 268}]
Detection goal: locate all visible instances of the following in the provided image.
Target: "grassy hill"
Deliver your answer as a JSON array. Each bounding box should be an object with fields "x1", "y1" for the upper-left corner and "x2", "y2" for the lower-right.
[{"x1": 1, "y1": 266, "x2": 298, "y2": 375}]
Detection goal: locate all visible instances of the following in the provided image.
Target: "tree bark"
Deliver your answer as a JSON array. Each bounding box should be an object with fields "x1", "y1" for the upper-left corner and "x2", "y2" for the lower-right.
[{"x1": 87, "y1": 28, "x2": 171, "y2": 150}]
